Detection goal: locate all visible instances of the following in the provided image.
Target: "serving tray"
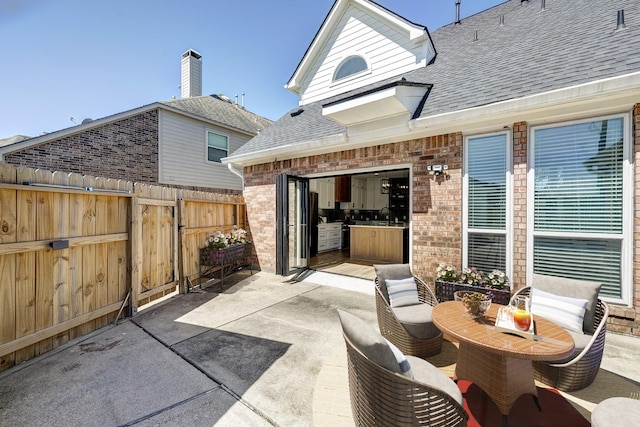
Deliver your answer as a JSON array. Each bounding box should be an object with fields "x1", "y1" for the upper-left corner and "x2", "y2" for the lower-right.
[{"x1": 495, "y1": 307, "x2": 536, "y2": 340}]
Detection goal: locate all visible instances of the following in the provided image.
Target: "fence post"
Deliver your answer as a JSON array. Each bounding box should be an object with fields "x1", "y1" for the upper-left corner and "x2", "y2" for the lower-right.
[
  {"x1": 129, "y1": 194, "x2": 141, "y2": 315},
  {"x1": 177, "y1": 198, "x2": 187, "y2": 293}
]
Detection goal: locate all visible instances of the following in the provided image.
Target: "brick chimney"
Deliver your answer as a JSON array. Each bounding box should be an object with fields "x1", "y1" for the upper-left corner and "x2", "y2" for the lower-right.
[{"x1": 181, "y1": 49, "x2": 202, "y2": 98}]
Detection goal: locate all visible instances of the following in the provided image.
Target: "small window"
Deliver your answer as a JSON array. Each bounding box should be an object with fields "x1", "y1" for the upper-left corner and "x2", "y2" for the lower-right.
[
  {"x1": 207, "y1": 131, "x2": 228, "y2": 163},
  {"x1": 333, "y1": 56, "x2": 368, "y2": 81}
]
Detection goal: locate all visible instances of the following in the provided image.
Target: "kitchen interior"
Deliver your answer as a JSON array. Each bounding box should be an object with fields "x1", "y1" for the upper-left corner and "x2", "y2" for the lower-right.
[{"x1": 310, "y1": 169, "x2": 410, "y2": 279}]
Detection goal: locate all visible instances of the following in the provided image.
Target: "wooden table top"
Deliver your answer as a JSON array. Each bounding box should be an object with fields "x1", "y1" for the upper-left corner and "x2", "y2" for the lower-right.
[{"x1": 432, "y1": 301, "x2": 575, "y2": 361}]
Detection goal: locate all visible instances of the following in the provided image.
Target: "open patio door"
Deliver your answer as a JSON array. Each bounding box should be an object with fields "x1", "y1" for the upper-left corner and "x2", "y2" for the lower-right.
[{"x1": 276, "y1": 174, "x2": 311, "y2": 276}]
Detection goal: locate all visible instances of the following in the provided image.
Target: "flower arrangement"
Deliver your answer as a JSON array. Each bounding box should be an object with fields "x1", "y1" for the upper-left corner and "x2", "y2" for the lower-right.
[
  {"x1": 436, "y1": 262, "x2": 458, "y2": 282},
  {"x1": 205, "y1": 227, "x2": 249, "y2": 249},
  {"x1": 436, "y1": 263, "x2": 509, "y2": 290},
  {"x1": 459, "y1": 267, "x2": 484, "y2": 286},
  {"x1": 485, "y1": 269, "x2": 509, "y2": 290},
  {"x1": 435, "y1": 263, "x2": 511, "y2": 305}
]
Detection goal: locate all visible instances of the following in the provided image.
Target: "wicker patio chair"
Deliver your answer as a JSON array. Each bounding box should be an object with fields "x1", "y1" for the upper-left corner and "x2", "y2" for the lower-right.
[
  {"x1": 512, "y1": 275, "x2": 609, "y2": 392},
  {"x1": 338, "y1": 310, "x2": 468, "y2": 427},
  {"x1": 374, "y1": 264, "x2": 443, "y2": 358}
]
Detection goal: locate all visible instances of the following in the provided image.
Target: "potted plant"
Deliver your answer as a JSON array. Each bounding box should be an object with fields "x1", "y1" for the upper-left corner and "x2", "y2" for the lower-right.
[{"x1": 435, "y1": 263, "x2": 511, "y2": 305}]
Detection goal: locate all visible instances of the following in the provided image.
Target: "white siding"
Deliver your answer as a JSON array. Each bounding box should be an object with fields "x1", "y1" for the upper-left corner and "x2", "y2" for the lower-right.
[
  {"x1": 300, "y1": 3, "x2": 433, "y2": 105},
  {"x1": 158, "y1": 110, "x2": 245, "y2": 191}
]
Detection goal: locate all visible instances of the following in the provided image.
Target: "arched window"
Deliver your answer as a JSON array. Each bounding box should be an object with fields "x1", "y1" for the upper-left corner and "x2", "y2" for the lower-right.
[{"x1": 333, "y1": 56, "x2": 368, "y2": 81}]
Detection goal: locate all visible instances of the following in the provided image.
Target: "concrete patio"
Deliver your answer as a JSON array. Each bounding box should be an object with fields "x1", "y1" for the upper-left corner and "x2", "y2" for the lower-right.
[{"x1": 0, "y1": 270, "x2": 638, "y2": 426}]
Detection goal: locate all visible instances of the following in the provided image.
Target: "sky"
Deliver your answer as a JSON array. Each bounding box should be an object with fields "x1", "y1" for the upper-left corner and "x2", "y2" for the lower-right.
[{"x1": 0, "y1": 0, "x2": 503, "y2": 138}]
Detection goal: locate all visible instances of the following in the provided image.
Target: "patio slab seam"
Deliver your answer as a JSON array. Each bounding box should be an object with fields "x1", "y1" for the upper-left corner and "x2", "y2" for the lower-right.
[
  {"x1": 129, "y1": 319, "x2": 281, "y2": 427},
  {"x1": 118, "y1": 386, "x2": 222, "y2": 427}
]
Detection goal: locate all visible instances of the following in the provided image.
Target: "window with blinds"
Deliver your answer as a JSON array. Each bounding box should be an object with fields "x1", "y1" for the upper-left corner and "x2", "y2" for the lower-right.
[
  {"x1": 207, "y1": 131, "x2": 228, "y2": 163},
  {"x1": 531, "y1": 117, "x2": 626, "y2": 299},
  {"x1": 464, "y1": 133, "x2": 510, "y2": 274}
]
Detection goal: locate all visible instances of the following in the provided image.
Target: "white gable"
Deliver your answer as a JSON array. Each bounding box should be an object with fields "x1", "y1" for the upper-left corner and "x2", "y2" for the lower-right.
[{"x1": 286, "y1": 0, "x2": 434, "y2": 106}]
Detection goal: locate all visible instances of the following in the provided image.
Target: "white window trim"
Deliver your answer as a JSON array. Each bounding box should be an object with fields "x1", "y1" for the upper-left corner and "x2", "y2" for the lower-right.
[
  {"x1": 526, "y1": 112, "x2": 633, "y2": 306},
  {"x1": 205, "y1": 129, "x2": 230, "y2": 164},
  {"x1": 462, "y1": 131, "x2": 513, "y2": 286}
]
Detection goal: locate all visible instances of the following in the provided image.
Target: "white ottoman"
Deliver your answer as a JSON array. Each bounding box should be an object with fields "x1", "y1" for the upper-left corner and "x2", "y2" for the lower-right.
[{"x1": 591, "y1": 397, "x2": 640, "y2": 427}]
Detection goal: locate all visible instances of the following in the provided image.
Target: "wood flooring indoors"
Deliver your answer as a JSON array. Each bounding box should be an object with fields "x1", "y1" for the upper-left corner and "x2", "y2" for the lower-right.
[{"x1": 310, "y1": 249, "x2": 377, "y2": 281}]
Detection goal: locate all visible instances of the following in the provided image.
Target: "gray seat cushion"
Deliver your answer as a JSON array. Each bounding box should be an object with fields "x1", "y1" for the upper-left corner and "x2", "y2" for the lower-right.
[
  {"x1": 337, "y1": 309, "x2": 402, "y2": 374},
  {"x1": 532, "y1": 273, "x2": 602, "y2": 334},
  {"x1": 406, "y1": 355, "x2": 464, "y2": 405},
  {"x1": 550, "y1": 329, "x2": 593, "y2": 364},
  {"x1": 392, "y1": 304, "x2": 440, "y2": 340},
  {"x1": 374, "y1": 264, "x2": 413, "y2": 303}
]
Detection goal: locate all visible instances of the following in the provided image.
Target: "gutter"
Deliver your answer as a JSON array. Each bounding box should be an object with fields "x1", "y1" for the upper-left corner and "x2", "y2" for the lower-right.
[
  {"x1": 227, "y1": 163, "x2": 245, "y2": 190},
  {"x1": 223, "y1": 133, "x2": 348, "y2": 167},
  {"x1": 411, "y1": 71, "x2": 640, "y2": 132}
]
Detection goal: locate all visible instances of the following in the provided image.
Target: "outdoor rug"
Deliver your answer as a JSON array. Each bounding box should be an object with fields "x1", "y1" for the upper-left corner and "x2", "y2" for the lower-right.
[{"x1": 459, "y1": 380, "x2": 590, "y2": 427}]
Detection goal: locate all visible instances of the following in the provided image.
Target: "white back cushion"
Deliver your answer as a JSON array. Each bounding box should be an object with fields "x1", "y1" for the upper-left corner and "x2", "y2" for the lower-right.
[{"x1": 530, "y1": 288, "x2": 588, "y2": 333}]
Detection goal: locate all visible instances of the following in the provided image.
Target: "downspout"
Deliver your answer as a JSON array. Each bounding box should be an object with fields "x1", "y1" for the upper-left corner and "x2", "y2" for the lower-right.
[{"x1": 228, "y1": 162, "x2": 245, "y2": 191}]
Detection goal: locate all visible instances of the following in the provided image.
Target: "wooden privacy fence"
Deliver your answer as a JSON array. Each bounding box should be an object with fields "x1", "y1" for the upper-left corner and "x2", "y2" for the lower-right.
[{"x1": 0, "y1": 164, "x2": 247, "y2": 371}]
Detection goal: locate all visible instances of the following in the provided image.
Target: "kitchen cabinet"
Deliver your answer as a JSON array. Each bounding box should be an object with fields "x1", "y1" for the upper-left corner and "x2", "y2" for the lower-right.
[
  {"x1": 342, "y1": 178, "x2": 365, "y2": 210},
  {"x1": 350, "y1": 225, "x2": 408, "y2": 263},
  {"x1": 366, "y1": 178, "x2": 389, "y2": 210},
  {"x1": 318, "y1": 223, "x2": 342, "y2": 252},
  {"x1": 317, "y1": 177, "x2": 335, "y2": 209},
  {"x1": 335, "y1": 176, "x2": 351, "y2": 202},
  {"x1": 349, "y1": 177, "x2": 366, "y2": 210}
]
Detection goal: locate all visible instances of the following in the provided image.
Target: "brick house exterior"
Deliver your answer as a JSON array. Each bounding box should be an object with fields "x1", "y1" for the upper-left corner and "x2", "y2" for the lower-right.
[
  {"x1": 1, "y1": 96, "x2": 272, "y2": 193},
  {"x1": 225, "y1": 0, "x2": 640, "y2": 335},
  {"x1": 4, "y1": 110, "x2": 160, "y2": 185},
  {"x1": 241, "y1": 114, "x2": 640, "y2": 335}
]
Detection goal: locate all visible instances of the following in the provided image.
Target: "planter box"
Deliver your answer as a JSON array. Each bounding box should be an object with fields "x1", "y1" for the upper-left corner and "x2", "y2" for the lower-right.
[
  {"x1": 200, "y1": 243, "x2": 251, "y2": 266},
  {"x1": 196, "y1": 243, "x2": 252, "y2": 291},
  {"x1": 435, "y1": 279, "x2": 511, "y2": 305}
]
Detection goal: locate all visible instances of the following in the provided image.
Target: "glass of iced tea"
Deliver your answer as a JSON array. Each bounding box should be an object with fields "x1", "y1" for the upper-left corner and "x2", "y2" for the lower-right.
[{"x1": 511, "y1": 296, "x2": 531, "y2": 331}]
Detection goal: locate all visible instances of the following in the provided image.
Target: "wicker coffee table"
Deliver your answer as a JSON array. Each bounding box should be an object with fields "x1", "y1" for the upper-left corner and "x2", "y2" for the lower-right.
[{"x1": 432, "y1": 301, "x2": 574, "y2": 427}]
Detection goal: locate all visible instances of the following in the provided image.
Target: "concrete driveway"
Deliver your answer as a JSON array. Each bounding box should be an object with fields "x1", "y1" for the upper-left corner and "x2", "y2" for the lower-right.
[{"x1": 0, "y1": 270, "x2": 375, "y2": 427}]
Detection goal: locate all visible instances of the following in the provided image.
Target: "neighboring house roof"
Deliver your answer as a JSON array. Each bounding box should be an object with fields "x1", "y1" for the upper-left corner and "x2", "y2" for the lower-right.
[
  {"x1": 160, "y1": 95, "x2": 273, "y2": 135},
  {"x1": 0, "y1": 135, "x2": 30, "y2": 147},
  {"x1": 0, "y1": 95, "x2": 272, "y2": 157},
  {"x1": 228, "y1": 0, "x2": 640, "y2": 164}
]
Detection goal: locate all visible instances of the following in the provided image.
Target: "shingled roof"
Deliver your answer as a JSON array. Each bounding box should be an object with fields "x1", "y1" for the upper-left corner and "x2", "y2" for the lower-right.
[
  {"x1": 160, "y1": 94, "x2": 272, "y2": 135},
  {"x1": 231, "y1": 0, "x2": 640, "y2": 158},
  {"x1": 0, "y1": 93, "x2": 272, "y2": 156}
]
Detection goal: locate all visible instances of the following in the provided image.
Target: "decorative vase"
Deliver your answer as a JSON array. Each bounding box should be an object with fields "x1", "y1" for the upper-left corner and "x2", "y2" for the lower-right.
[{"x1": 435, "y1": 279, "x2": 511, "y2": 305}]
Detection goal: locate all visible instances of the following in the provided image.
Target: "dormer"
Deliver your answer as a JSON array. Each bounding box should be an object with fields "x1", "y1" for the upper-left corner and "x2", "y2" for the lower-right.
[{"x1": 285, "y1": 0, "x2": 435, "y2": 106}]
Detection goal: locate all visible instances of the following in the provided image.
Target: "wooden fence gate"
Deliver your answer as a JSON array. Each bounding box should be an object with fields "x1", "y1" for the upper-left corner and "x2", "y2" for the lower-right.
[{"x1": 0, "y1": 164, "x2": 247, "y2": 372}]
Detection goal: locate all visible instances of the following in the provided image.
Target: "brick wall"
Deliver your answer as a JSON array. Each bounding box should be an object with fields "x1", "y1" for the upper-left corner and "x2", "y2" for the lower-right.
[
  {"x1": 512, "y1": 122, "x2": 528, "y2": 291},
  {"x1": 605, "y1": 103, "x2": 640, "y2": 335},
  {"x1": 244, "y1": 117, "x2": 640, "y2": 335},
  {"x1": 4, "y1": 111, "x2": 160, "y2": 184},
  {"x1": 244, "y1": 133, "x2": 463, "y2": 279}
]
